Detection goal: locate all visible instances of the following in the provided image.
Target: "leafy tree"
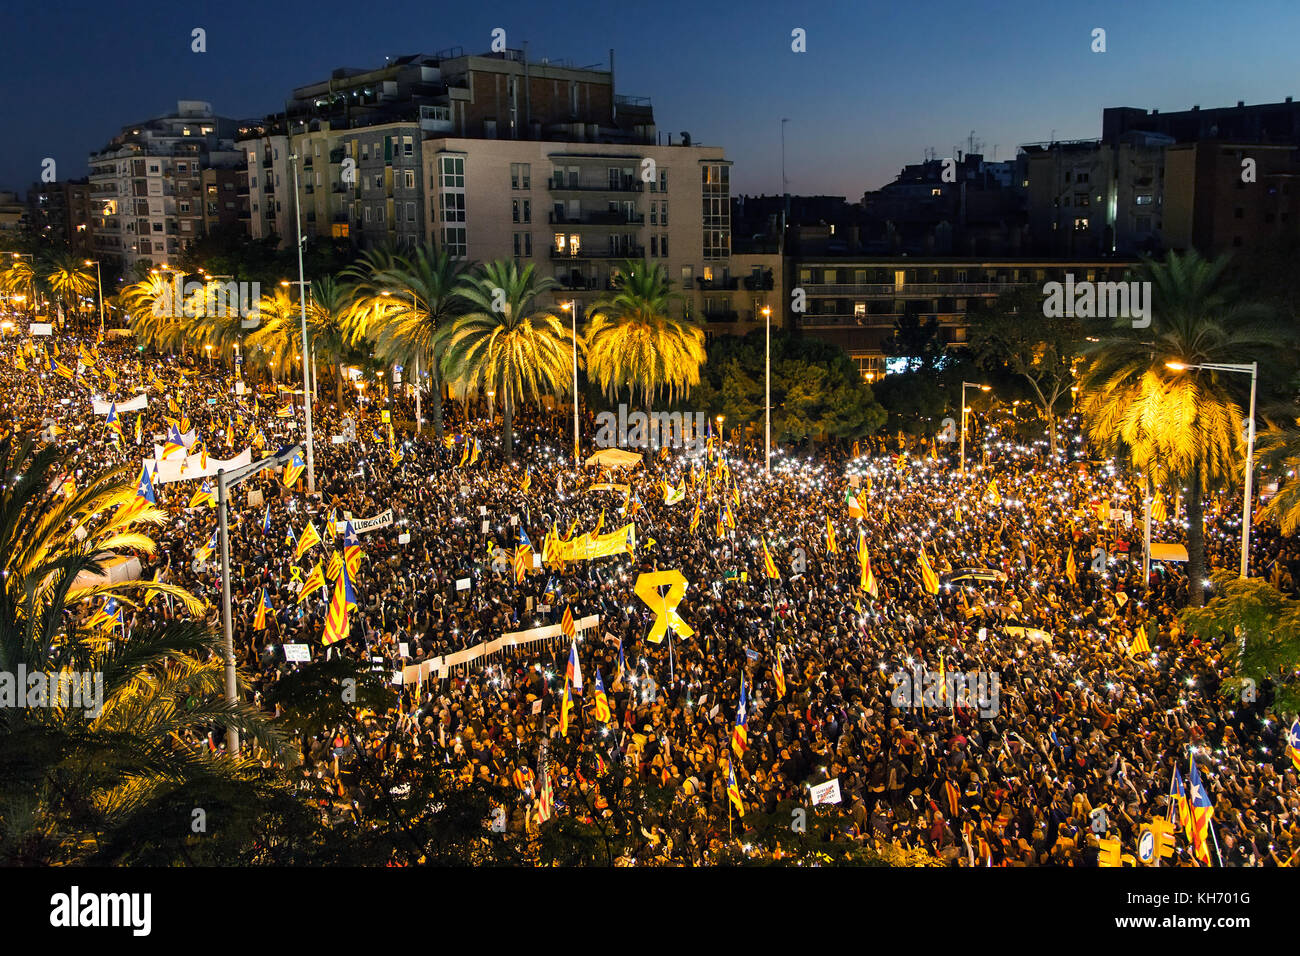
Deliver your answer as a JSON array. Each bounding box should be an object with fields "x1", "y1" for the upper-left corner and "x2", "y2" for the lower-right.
[
  {"x1": 1180, "y1": 570, "x2": 1300, "y2": 716},
  {"x1": 694, "y1": 330, "x2": 884, "y2": 445},
  {"x1": 439, "y1": 261, "x2": 577, "y2": 461},
  {"x1": 1077, "y1": 251, "x2": 1288, "y2": 605},
  {"x1": 968, "y1": 285, "x2": 1084, "y2": 460},
  {"x1": 585, "y1": 260, "x2": 704, "y2": 407}
]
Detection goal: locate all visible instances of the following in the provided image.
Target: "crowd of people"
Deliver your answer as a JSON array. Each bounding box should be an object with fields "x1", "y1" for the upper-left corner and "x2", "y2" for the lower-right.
[{"x1": 4, "y1": 328, "x2": 1298, "y2": 867}]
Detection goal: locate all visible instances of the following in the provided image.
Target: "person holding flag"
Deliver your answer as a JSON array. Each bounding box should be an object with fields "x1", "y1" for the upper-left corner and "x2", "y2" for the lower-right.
[
  {"x1": 105, "y1": 401, "x2": 122, "y2": 444},
  {"x1": 253, "y1": 588, "x2": 270, "y2": 631},
  {"x1": 113, "y1": 464, "x2": 158, "y2": 526},
  {"x1": 282, "y1": 451, "x2": 306, "y2": 488},
  {"x1": 514, "y1": 527, "x2": 534, "y2": 583},
  {"x1": 188, "y1": 480, "x2": 215, "y2": 510},
  {"x1": 732, "y1": 674, "x2": 749, "y2": 758},
  {"x1": 1187, "y1": 757, "x2": 1216, "y2": 865},
  {"x1": 592, "y1": 668, "x2": 612, "y2": 723},
  {"x1": 772, "y1": 646, "x2": 787, "y2": 700},
  {"x1": 322, "y1": 558, "x2": 358, "y2": 646}
]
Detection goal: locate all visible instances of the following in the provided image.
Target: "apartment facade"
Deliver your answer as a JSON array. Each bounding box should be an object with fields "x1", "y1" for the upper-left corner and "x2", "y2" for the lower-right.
[
  {"x1": 791, "y1": 257, "x2": 1134, "y2": 380},
  {"x1": 1163, "y1": 142, "x2": 1300, "y2": 256},
  {"x1": 88, "y1": 101, "x2": 244, "y2": 269},
  {"x1": 26, "y1": 179, "x2": 95, "y2": 254}
]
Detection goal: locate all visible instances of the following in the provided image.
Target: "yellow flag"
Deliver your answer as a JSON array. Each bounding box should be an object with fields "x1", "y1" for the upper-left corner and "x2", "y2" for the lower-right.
[
  {"x1": 826, "y1": 517, "x2": 839, "y2": 554},
  {"x1": 761, "y1": 537, "x2": 780, "y2": 580},
  {"x1": 297, "y1": 562, "x2": 327, "y2": 602},
  {"x1": 1066, "y1": 545, "x2": 1078, "y2": 586},
  {"x1": 917, "y1": 547, "x2": 940, "y2": 595}
]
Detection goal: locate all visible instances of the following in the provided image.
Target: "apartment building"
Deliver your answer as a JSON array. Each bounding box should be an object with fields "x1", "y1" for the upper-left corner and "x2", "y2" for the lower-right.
[
  {"x1": 1023, "y1": 132, "x2": 1171, "y2": 257},
  {"x1": 25, "y1": 179, "x2": 95, "y2": 254},
  {"x1": 1163, "y1": 142, "x2": 1300, "y2": 256},
  {"x1": 241, "y1": 49, "x2": 753, "y2": 321},
  {"x1": 791, "y1": 258, "x2": 1134, "y2": 380},
  {"x1": 88, "y1": 101, "x2": 244, "y2": 269}
]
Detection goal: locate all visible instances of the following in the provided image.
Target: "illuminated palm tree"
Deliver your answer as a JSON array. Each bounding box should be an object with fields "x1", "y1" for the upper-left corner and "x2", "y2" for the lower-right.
[
  {"x1": 343, "y1": 243, "x2": 468, "y2": 437},
  {"x1": 0, "y1": 258, "x2": 40, "y2": 317},
  {"x1": 42, "y1": 253, "x2": 96, "y2": 330},
  {"x1": 1257, "y1": 420, "x2": 1300, "y2": 534},
  {"x1": 122, "y1": 272, "x2": 188, "y2": 352},
  {"x1": 585, "y1": 260, "x2": 704, "y2": 406},
  {"x1": 0, "y1": 437, "x2": 290, "y2": 864},
  {"x1": 244, "y1": 286, "x2": 305, "y2": 384},
  {"x1": 438, "y1": 261, "x2": 576, "y2": 460},
  {"x1": 1077, "y1": 250, "x2": 1283, "y2": 603}
]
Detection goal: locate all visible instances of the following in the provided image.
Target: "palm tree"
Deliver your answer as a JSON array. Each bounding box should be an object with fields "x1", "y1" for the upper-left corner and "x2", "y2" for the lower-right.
[
  {"x1": 343, "y1": 244, "x2": 468, "y2": 437},
  {"x1": 585, "y1": 260, "x2": 704, "y2": 407},
  {"x1": 1077, "y1": 250, "x2": 1285, "y2": 603},
  {"x1": 0, "y1": 437, "x2": 288, "y2": 864},
  {"x1": 438, "y1": 260, "x2": 576, "y2": 461},
  {"x1": 244, "y1": 287, "x2": 305, "y2": 384},
  {"x1": 42, "y1": 253, "x2": 96, "y2": 330},
  {"x1": 1257, "y1": 420, "x2": 1300, "y2": 533},
  {"x1": 121, "y1": 272, "x2": 186, "y2": 352},
  {"x1": 0, "y1": 257, "x2": 40, "y2": 318}
]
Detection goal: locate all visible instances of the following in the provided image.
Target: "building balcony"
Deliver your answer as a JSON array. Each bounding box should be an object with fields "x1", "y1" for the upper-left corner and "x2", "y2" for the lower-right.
[
  {"x1": 797, "y1": 312, "x2": 965, "y2": 329},
  {"x1": 550, "y1": 246, "x2": 644, "y2": 261},
  {"x1": 548, "y1": 211, "x2": 645, "y2": 226},
  {"x1": 799, "y1": 281, "x2": 1033, "y2": 296},
  {"x1": 329, "y1": 148, "x2": 346, "y2": 164},
  {"x1": 548, "y1": 178, "x2": 643, "y2": 193}
]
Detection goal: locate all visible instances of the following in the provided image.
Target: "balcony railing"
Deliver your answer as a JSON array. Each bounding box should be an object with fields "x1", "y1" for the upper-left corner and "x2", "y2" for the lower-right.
[
  {"x1": 550, "y1": 246, "x2": 644, "y2": 260},
  {"x1": 548, "y1": 178, "x2": 643, "y2": 193},
  {"x1": 799, "y1": 281, "x2": 1033, "y2": 296},
  {"x1": 797, "y1": 312, "x2": 965, "y2": 328},
  {"x1": 548, "y1": 211, "x2": 644, "y2": 226}
]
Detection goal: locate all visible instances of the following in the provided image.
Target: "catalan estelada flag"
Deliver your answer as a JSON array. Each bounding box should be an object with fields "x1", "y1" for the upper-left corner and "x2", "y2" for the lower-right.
[
  {"x1": 1170, "y1": 763, "x2": 1188, "y2": 831},
  {"x1": 342, "y1": 521, "x2": 363, "y2": 580},
  {"x1": 514, "y1": 527, "x2": 533, "y2": 583},
  {"x1": 825, "y1": 516, "x2": 838, "y2": 554},
  {"x1": 86, "y1": 597, "x2": 119, "y2": 630},
  {"x1": 772, "y1": 645, "x2": 787, "y2": 699},
  {"x1": 731, "y1": 674, "x2": 749, "y2": 758},
  {"x1": 282, "y1": 451, "x2": 306, "y2": 488},
  {"x1": 321, "y1": 560, "x2": 357, "y2": 645},
  {"x1": 113, "y1": 464, "x2": 157, "y2": 526},
  {"x1": 689, "y1": 501, "x2": 702, "y2": 534},
  {"x1": 917, "y1": 546, "x2": 940, "y2": 596},
  {"x1": 276, "y1": 402, "x2": 293, "y2": 419},
  {"x1": 105, "y1": 401, "x2": 122, "y2": 442},
  {"x1": 297, "y1": 562, "x2": 326, "y2": 603},
  {"x1": 986, "y1": 480, "x2": 1002, "y2": 506},
  {"x1": 261, "y1": 504, "x2": 272, "y2": 535},
  {"x1": 1065, "y1": 544, "x2": 1078, "y2": 585},
  {"x1": 1187, "y1": 758, "x2": 1215, "y2": 865},
  {"x1": 326, "y1": 550, "x2": 343, "y2": 583},
  {"x1": 295, "y1": 521, "x2": 321, "y2": 560},
  {"x1": 253, "y1": 588, "x2": 270, "y2": 631},
  {"x1": 592, "y1": 668, "x2": 611, "y2": 722},
  {"x1": 727, "y1": 760, "x2": 744, "y2": 816},
  {"x1": 161, "y1": 425, "x2": 186, "y2": 460},
  {"x1": 521, "y1": 469, "x2": 532, "y2": 494},
  {"x1": 1288, "y1": 717, "x2": 1300, "y2": 772},
  {"x1": 469, "y1": 437, "x2": 481, "y2": 465},
  {"x1": 188, "y1": 480, "x2": 215, "y2": 510}
]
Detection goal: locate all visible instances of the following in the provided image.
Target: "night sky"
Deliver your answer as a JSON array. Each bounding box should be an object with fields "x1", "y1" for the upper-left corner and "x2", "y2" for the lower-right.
[{"x1": 3, "y1": 0, "x2": 1298, "y2": 200}]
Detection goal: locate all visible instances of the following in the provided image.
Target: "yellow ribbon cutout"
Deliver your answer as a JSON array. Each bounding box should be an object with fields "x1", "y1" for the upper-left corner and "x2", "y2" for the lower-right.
[
  {"x1": 634, "y1": 569, "x2": 694, "y2": 644},
  {"x1": 290, "y1": 567, "x2": 304, "y2": 585}
]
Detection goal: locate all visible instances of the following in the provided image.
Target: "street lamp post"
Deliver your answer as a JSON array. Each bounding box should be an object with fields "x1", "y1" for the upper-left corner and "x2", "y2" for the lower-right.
[
  {"x1": 1167, "y1": 361, "x2": 1258, "y2": 578},
  {"x1": 280, "y1": 186, "x2": 315, "y2": 500},
  {"x1": 959, "y1": 382, "x2": 991, "y2": 473},
  {"x1": 563, "y1": 300, "x2": 579, "y2": 463},
  {"x1": 287, "y1": 153, "x2": 316, "y2": 494},
  {"x1": 84, "y1": 260, "x2": 104, "y2": 335},
  {"x1": 762, "y1": 306, "x2": 772, "y2": 473},
  {"x1": 216, "y1": 444, "x2": 303, "y2": 754}
]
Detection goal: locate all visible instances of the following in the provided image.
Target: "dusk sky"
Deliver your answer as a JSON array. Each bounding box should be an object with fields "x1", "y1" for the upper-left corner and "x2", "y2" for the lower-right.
[{"x1": 4, "y1": 0, "x2": 1298, "y2": 199}]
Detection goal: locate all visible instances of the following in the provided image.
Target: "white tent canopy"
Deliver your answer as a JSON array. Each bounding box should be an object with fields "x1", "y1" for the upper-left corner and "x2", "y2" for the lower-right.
[{"x1": 585, "y1": 448, "x2": 642, "y2": 470}]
